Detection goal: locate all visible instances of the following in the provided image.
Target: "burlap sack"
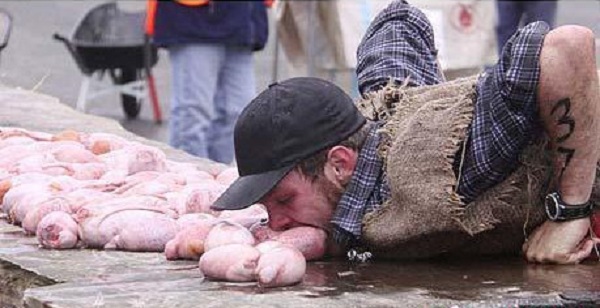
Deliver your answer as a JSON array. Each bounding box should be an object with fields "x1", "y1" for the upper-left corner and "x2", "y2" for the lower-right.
[{"x1": 357, "y1": 76, "x2": 555, "y2": 259}]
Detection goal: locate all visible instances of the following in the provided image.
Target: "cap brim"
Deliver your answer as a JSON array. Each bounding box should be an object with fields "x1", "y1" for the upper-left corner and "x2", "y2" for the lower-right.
[{"x1": 211, "y1": 164, "x2": 295, "y2": 211}]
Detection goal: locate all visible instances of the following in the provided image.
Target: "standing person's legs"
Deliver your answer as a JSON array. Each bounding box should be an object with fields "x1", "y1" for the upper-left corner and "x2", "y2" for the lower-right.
[
  {"x1": 496, "y1": 1, "x2": 523, "y2": 55},
  {"x1": 206, "y1": 46, "x2": 255, "y2": 164},
  {"x1": 522, "y1": 1, "x2": 557, "y2": 27},
  {"x1": 168, "y1": 44, "x2": 224, "y2": 158},
  {"x1": 524, "y1": 25, "x2": 600, "y2": 264}
]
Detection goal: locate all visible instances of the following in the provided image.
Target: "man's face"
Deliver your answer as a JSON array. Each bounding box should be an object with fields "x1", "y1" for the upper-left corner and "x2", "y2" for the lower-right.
[{"x1": 260, "y1": 169, "x2": 342, "y2": 232}]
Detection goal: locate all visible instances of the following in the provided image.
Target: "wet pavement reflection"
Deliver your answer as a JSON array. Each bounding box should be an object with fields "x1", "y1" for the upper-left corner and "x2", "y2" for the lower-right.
[
  {"x1": 215, "y1": 256, "x2": 600, "y2": 301},
  {"x1": 2, "y1": 216, "x2": 600, "y2": 305}
]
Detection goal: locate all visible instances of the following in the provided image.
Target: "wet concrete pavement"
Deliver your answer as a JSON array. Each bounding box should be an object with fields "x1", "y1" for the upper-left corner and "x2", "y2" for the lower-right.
[
  {"x1": 2, "y1": 214, "x2": 600, "y2": 308},
  {"x1": 3, "y1": 213, "x2": 600, "y2": 308}
]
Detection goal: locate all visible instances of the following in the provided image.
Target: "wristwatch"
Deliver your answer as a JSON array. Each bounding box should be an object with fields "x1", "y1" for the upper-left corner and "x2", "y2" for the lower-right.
[{"x1": 544, "y1": 192, "x2": 594, "y2": 221}]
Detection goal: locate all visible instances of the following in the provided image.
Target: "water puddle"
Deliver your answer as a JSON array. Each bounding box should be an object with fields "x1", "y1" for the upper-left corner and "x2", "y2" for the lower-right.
[{"x1": 211, "y1": 256, "x2": 600, "y2": 301}]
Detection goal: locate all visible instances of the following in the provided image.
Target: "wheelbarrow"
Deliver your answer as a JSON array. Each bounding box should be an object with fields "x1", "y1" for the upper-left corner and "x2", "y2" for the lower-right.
[{"x1": 54, "y1": 2, "x2": 162, "y2": 123}]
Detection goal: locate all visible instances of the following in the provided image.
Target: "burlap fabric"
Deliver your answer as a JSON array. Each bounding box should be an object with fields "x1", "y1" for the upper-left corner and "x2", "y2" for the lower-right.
[{"x1": 357, "y1": 76, "x2": 557, "y2": 259}]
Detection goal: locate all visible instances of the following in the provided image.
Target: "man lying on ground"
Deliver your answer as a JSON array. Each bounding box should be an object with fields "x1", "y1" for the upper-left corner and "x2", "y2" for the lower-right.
[{"x1": 213, "y1": 0, "x2": 600, "y2": 264}]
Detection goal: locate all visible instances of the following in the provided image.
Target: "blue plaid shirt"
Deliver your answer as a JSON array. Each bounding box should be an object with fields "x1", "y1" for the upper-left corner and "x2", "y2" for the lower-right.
[
  {"x1": 331, "y1": 122, "x2": 390, "y2": 248},
  {"x1": 333, "y1": 0, "x2": 548, "y2": 248},
  {"x1": 356, "y1": 0, "x2": 444, "y2": 94}
]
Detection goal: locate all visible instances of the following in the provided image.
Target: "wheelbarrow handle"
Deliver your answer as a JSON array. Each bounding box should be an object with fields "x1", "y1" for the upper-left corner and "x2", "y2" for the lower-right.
[
  {"x1": 52, "y1": 33, "x2": 69, "y2": 43},
  {"x1": 53, "y1": 33, "x2": 92, "y2": 75},
  {"x1": 0, "y1": 8, "x2": 13, "y2": 52}
]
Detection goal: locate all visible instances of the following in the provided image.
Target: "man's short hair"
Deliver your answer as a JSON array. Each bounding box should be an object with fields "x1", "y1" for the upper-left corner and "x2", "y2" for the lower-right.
[{"x1": 296, "y1": 122, "x2": 371, "y2": 181}]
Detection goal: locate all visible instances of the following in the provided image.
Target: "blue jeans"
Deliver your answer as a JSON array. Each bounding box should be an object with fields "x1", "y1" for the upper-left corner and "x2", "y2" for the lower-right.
[
  {"x1": 496, "y1": 1, "x2": 557, "y2": 56},
  {"x1": 168, "y1": 44, "x2": 255, "y2": 164}
]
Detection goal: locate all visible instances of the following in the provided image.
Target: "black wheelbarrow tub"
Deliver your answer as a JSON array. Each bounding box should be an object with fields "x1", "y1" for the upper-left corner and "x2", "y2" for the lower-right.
[{"x1": 55, "y1": 2, "x2": 157, "y2": 74}]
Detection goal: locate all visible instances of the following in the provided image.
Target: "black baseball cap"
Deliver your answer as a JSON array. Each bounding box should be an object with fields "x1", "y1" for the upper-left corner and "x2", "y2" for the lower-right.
[{"x1": 211, "y1": 77, "x2": 366, "y2": 211}]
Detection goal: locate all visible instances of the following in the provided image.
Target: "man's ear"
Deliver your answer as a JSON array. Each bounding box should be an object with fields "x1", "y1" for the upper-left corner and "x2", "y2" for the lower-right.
[{"x1": 324, "y1": 145, "x2": 358, "y2": 186}]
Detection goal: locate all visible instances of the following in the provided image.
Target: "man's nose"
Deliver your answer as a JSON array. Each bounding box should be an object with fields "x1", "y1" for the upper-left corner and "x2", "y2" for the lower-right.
[{"x1": 268, "y1": 212, "x2": 292, "y2": 231}]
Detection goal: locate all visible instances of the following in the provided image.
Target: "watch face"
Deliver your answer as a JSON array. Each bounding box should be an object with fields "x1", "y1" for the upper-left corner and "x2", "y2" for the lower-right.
[{"x1": 545, "y1": 194, "x2": 559, "y2": 220}]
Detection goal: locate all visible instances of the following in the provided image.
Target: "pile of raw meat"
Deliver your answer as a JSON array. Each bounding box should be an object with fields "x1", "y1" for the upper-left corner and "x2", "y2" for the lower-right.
[{"x1": 0, "y1": 127, "x2": 327, "y2": 287}]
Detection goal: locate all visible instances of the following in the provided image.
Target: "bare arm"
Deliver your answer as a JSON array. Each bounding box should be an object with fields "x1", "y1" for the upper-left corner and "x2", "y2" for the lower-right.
[{"x1": 523, "y1": 26, "x2": 600, "y2": 264}]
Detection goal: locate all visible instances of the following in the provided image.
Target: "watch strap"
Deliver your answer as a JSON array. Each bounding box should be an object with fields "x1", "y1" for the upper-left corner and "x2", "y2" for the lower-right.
[
  {"x1": 546, "y1": 192, "x2": 594, "y2": 221},
  {"x1": 558, "y1": 202, "x2": 594, "y2": 221}
]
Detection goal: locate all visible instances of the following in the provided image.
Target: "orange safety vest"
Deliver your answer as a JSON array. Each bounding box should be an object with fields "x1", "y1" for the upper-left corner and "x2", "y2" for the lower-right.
[
  {"x1": 146, "y1": 0, "x2": 274, "y2": 35},
  {"x1": 175, "y1": 0, "x2": 210, "y2": 6}
]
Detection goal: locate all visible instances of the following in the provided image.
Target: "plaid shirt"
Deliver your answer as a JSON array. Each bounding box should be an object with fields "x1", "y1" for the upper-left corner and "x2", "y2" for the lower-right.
[
  {"x1": 333, "y1": 1, "x2": 548, "y2": 249},
  {"x1": 331, "y1": 122, "x2": 390, "y2": 248},
  {"x1": 356, "y1": 0, "x2": 444, "y2": 94},
  {"x1": 458, "y1": 22, "x2": 547, "y2": 202}
]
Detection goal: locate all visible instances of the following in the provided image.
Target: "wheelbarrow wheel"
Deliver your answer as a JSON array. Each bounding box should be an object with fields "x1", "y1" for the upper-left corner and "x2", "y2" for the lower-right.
[
  {"x1": 122, "y1": 93, "x2": 141, "y2": 119},
  {"x1": 114, "y1": 68, "x2": 141, "y2": 119}
]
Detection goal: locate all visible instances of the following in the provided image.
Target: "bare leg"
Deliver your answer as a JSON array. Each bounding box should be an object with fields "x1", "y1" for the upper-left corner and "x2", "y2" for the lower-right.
[{"x1": 523, "y1": 25, "x2": 600, "y2": 264}]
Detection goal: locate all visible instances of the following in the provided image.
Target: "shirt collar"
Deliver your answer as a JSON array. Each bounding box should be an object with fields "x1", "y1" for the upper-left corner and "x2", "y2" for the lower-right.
[{"x1": 330, "y1": 121, "x2": 390, "y2": 247}]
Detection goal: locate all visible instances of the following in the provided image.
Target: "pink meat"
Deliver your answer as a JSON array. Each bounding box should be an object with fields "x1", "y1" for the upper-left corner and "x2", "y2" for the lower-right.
[
  {"x1": 198, "y1": 164, "x2": 228, "y2": 179},
  {"x1": 215, "y1": 167, "x2": 238, "y2": 186},
  {"x1": 59, "y1": 188, "x2": 112, "y2": 212},
  {"x1": 110, "y1": 213, "x2": 180, "y2": 252},
  {"x1": 255, "y1": 241, "x2": 306, "y2": 287},
  {"x1": 98, "y1": 169, "x2": 129, "y2": 184},
  {"x1": 9, "y1": 192, "x2": 56, "y2": 225},
  {"x1": 183, "y1": 172, "x2": 216, "y2": 184},
  {"x1": 0, "y1": 180, "x2": 10, "y2": 205},
  {"x1": 169, "y1": 181, "x2": 226, "y2": 215},
  {"x1": 50, "y1": 130, "x2": 83, "y2": 142},
  {"x1": 176, "y1": 213, "x2": 216, "y2": 230},
  {"x1": 4, "y1": 176, "x2": 76, "y2": 223},
  {"x1": 79, "y1": 179, "x2": 124, "y2": 194},
  {"x1": 22, "y1": 196, "x2": 72, "y2": 235},
  {"x1": 250, "y1": 223, "x2": 282, "y2": 242},
  {"x1": 4, "y1": 141, "x2": 89, "y2": 171},
  {"x1": 99, "y1": 144, "x2": 167, "y2": 175},
  {"x1": 272, "y1": 227, "x2": 327, "y2": 261},
  {"x1": 204, "y1": 221, "x2": 255, "y2": 252},
  {"x1": 108, "y1": 171, "x2": 162, "y2": 193},
  {"x1": 74, "y1": 195, "x2": 170, "y2": 222},
  {"x1": 120, "y1": 179, "x2": 181, "y2": 197},
  {"x1": 0, "y1": 141, "x2": 79, "y2": 170},
  {"x1": 21, "y1": 188, "x2": 110, "y2": 234},
  {"x1": 49, "y1": 143, "x2": 99, "y2": 164},
  {"x1": 252, "y1": 225, "x2": 327, "y2": 261},
  {"x1": 37, "y1": 211, "x2": 79, "y2": 249},
  {"x1": 199, "y1": 244, "x2": 260, "y2": 282},
  {"x1": 79, "y1": 207, "x2": 179, "y2": 252},
  {"x1": 0, "y1": 136, "x2": 36, "y2": 149},
  {"x1": 0, "y1": 173, "x2": 53, "y2": 205},
  {"x1": 166, "y1": 161, "x2": 215, "y2": 184},
  {"x1": 165, "y1": 218, "x2": 216, "y2": 260},
  {"x1": 10, "y1": 158, "x2": 101, "y2": 180},
  {"x1": 9, "y1": 154, "x2": 58, "y2": 174},
  {"x1": 78, "y1": 132, "x2": 128, "y2": 155},
  {"x1": 68, "y1": 163, "x2": 107, "y2": 180},
  {"x1": 0, "y1": 144, "x2": 39, "y2": 169},
  {"x1": 0, "y1": 127, "x2": 52, "y2": 142},
  {"x1": 16, "y1": 162, "x2": 107, "y2": 180},
  {"x1": 218, "y1": 203, "x2": 268, "y2": 228}
]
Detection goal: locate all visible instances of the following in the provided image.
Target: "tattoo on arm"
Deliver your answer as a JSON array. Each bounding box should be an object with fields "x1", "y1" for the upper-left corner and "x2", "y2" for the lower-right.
[
  {"x1": 557, "y1": 146, "x2": 575, "y2": 177},
  {"x1": 550, "y1": 98, "x2": 575, "y2": 142},
  {"x1": 550, "y1": 98, "x2": 576, "y2": 180}
]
